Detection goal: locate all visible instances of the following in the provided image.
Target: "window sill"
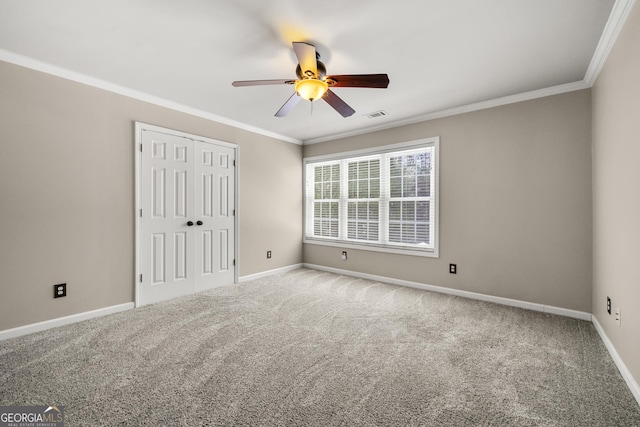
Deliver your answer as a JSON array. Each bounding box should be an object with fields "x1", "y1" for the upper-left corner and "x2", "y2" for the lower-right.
[{"x1": 303, "y1": 238, "x2": 439, "y2": 258}]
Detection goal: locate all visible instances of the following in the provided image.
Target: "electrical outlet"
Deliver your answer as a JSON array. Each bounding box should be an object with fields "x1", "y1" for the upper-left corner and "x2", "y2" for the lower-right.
[
  {"x1": 341, "y1": 251, "x2": 347, "y2": 261},
  {"x1": 267, "y1": 251, "x2": 272, "y2": 259},
  {"x1": 54, "y1": 283, "x2": 66, "y2": 298},
  {"x1": 615, "y1": 308, "x2": 621, "y2": 326},
  {"x1": 607, "y1": 297, "x2": 611, "y2": 315},
  {"x1": 449, "y1": 264, "x2": 457, "y2": 274}
]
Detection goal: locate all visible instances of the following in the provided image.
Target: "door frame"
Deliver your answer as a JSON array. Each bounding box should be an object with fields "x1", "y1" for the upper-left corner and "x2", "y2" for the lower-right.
[{"x1": 134, "y1": 122, "x2": 239, "y2": 307}]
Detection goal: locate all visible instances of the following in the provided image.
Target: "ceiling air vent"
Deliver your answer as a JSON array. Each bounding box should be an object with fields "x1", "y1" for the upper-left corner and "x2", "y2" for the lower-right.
[{"x1": 364, "y1": 110, "x2": 388, "y2": 119}]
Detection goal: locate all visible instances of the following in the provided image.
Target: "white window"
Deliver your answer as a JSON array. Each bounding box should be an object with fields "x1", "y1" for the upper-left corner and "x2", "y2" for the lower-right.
[{"x1": 304, "y1": 138, "x2": 439, "y2": 257}]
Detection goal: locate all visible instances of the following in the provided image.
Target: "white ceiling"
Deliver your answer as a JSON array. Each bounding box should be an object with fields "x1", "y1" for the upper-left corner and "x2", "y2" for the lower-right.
[{"x1": 0, "y1": 0, "x2": 621, "y2": 144}]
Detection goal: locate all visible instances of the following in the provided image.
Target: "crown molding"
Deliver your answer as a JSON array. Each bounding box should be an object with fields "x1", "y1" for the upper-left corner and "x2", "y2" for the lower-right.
[
  {"x1": 303, "y1": 81, "x2": 590, "y2": 145},
  {"x1": 584, "y1": 0, "x2": 637, "y2": 85},
  {"x1": 0, "y1": 49, "x2": 303, "y2": 145},
  {"x1": 3, "y1": 0, "x2": 634, "y2": 149}
]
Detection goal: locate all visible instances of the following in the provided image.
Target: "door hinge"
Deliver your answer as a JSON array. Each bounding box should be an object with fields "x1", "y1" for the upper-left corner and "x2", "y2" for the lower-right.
[
  {"x1": 139, "y1": 144, "x2": 143, "y2": 152},
  {"x1": 233, "y1": 209, "x2": 235, "y2": 216},
  {"x1": 139, "y1": 209, "x2": 143, "y2": 218},
  {"x1": 139, "y1": 274, "x2": 143, "y2": 282},
  {"x1": 233, "y1": 259, "x2": 236, "y2": 266},
  {"x1": 233, "y1": 160, "x2": 236, "y2": 167}
]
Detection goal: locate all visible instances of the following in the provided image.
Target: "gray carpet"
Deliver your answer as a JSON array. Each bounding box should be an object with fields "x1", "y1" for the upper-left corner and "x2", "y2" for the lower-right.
[{"x1": 1, "y1": 268, "x2": 639, "y2": 426}]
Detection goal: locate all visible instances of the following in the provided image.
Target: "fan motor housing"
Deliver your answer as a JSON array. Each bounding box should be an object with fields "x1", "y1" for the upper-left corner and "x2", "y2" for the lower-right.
[{"x1": 296, "y1": 60, "x2": 327, "y2": 80}]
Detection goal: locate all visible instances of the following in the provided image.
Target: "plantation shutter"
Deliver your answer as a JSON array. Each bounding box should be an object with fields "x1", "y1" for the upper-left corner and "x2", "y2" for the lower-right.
[
  {"x1": 304, "y1": 139, "x2": 438, "y2": 256},
  {"x1": 387, "y1": 148, "x2": 434, "y2": 246},
  {"x1": 347, "y1": 158, "x2": 380, "y2": 242}
]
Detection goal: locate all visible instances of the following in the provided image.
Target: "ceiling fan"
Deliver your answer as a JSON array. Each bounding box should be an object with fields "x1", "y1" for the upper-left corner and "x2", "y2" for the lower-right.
[{"x1": 232, "y1": 42, "x2": 390, "y2": 118}]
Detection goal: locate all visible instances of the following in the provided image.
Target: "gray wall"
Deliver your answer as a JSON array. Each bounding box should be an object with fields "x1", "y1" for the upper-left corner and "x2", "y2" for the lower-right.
[
  {"x1": 0, "y1": 61, "x2": 302, "y2": 330},
  {"x1": 592, "y1": 2, "x2": 640, "y2": 389},
  {"x1": 304, "y1": 90, "x2": 593, "y2": 313}
]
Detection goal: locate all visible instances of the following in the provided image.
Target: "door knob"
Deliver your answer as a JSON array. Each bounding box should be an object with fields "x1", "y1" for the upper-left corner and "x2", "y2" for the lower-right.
[
  {"x1": 196, "y1": 220, "x2": 203, "y2": 226},
  {"x1": 187, "y1": 221, "x2": 194, "y2": 226}
]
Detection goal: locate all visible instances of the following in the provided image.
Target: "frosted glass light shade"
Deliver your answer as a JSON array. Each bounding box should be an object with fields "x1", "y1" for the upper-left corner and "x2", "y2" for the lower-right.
[{"x1": 295, "y1": 79, "x2": 328, "y2": 101}]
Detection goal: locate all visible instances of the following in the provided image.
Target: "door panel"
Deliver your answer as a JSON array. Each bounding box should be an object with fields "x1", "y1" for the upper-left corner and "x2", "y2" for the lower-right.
[
  {"x1": 152, "y1": 233, "x2": 165, "y2": 284},
  {"x1": 140, "y1": 130, "x2": 195, "y2": 305},
  {"x1": 202, "y1": 230, "x2": 213, "y2": 275},
  {"x1": 218, "y1": 230, "x2": 229, "y2": 272},
  {"x1": 194, "y1": 142, "x2": 235, "y2": 291},
  {"x1": 216, "y1": 149, "x2": 235, "y2": 284},
  {"x1": 174, "y1": 231, "x2": 188, "y2": 280}
]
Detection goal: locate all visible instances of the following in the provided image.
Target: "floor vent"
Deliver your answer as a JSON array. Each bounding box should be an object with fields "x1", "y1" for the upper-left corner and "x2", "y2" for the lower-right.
[{"x1": 364, "y1": 110, "x2": 388, "y2": 119}]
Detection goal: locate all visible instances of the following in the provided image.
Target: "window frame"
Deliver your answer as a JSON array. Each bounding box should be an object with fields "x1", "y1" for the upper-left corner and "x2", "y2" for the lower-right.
[{"x1": 303, "y1": 137, "x2": 439, "y2": 258}]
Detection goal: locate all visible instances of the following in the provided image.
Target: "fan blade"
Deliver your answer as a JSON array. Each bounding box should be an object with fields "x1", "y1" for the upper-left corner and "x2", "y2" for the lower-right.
[
  {"x1": 232, "y1": 79, "x2": 294, "y2": 87},
  {"x1": 275, "y1": 92, "x2": 302, "y2": 117},
  {"x1": 323, "y1": 89, "x2": 355, "y2": 117},
  {"x1": 293, "y1": 42, "x2": 318, "y2": 78},
  {"x1": 327, "y1": 74, "x2": 390, "y2": 88}
]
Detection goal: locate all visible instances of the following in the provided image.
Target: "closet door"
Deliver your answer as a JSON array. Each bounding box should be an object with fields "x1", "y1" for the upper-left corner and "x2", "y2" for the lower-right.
[
  {"x1": 139, "y1": 130, "x2": 195, "y2": 305},
  {"x1": 194, "y1": 141, "x2": 235, "y2": 291},
  {"x1": 137, "y1": 126, "x2": 237, "y2": 306}
]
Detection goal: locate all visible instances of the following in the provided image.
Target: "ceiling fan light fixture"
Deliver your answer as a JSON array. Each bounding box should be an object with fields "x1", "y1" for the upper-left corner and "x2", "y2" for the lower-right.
[
  {"x1": 232, "y1": 42, "x2": 388, "y2": 117},
  {"x1": 295, "y1": 78, "x2": 328, "y2": 101}
]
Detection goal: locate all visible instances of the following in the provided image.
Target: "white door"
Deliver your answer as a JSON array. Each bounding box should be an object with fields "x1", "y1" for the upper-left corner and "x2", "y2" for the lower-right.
[
  {"x1": 194, "y1": 142, "x2": 235, "y2": 291},
  {"x1": 138, "y1": 127, "x2": 236, "y2": 306}
]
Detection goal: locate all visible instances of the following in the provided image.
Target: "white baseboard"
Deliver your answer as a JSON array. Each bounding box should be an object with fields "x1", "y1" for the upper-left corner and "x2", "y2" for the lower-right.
[
  {"x1": 2, "y1": 265, "x2": 638, "y2": 408},
  {"x1": 0, "y1": 302, "x2": 135, "y2": 341},
  {"x1": 305, "y1": 264, "x2": 640, "y2": 405},
  {"x1": 592, "y1": 316, "x2": 640, "y2": 406},
  {"x1": 1, "y1": 263, "x2": 305, "y2": 340},
  {"x1": 239, "y1": 263, "x2": 304, "y2": 283},
  {"x1": 304, "y1": 263, "x2": 592, "y2": 321}
]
